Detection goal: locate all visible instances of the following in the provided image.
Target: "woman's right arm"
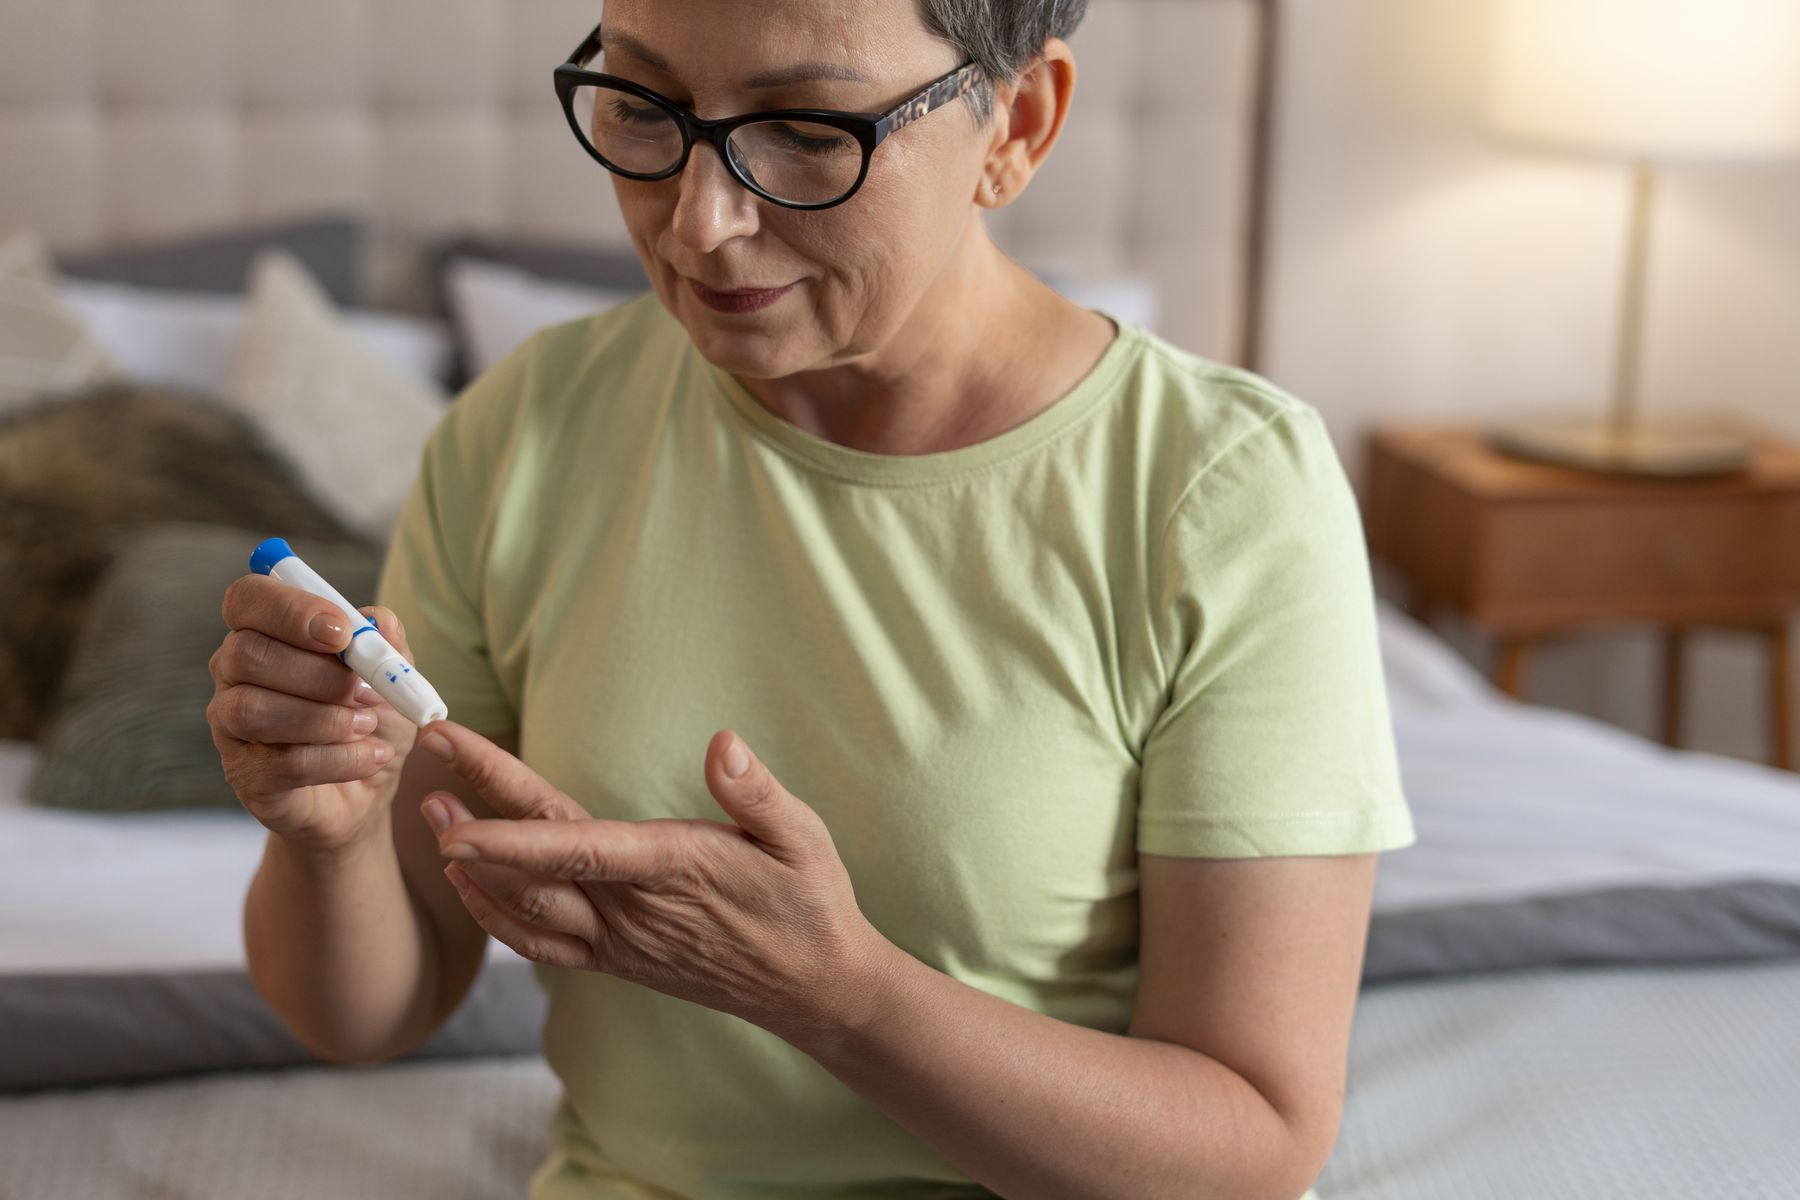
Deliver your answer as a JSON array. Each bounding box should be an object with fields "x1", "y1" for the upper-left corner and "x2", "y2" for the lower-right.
[
  {"x1": 212, "y1": 568, "x2": 519, "y2": 1065},
  {"x1": 242, "y1": 728, "x2": 518, "y2": 1066}
]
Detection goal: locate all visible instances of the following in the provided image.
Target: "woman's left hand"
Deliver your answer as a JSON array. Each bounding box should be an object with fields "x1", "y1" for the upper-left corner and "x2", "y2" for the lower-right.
[{"x1": 415, "y1": 719, "x2": 885, "y2": 1043}]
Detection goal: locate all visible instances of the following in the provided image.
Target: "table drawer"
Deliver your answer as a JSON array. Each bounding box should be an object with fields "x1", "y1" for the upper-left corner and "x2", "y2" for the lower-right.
[{"x1": 1476, "y1": 495, "x2": 1800, "y2": 625}]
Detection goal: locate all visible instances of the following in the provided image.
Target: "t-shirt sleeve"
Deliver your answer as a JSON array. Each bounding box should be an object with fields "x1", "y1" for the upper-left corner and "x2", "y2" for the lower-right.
[
  {"x1": 373, "y1": 379, "x2": 524, "y2": 737},
  {"x1": 1137, "y1": 400, "x2": 1417, "y2": 858}
]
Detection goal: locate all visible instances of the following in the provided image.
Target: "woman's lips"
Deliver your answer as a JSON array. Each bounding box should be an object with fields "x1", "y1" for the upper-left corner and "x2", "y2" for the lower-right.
[{"x1": 687, "y1": 277, "x2": 796, "y2": 313}]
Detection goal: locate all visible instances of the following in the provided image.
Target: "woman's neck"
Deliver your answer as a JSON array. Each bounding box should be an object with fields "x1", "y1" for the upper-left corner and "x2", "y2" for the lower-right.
[{"x1": 733, "y1": 240, "x2": 1119, "y2": 458}]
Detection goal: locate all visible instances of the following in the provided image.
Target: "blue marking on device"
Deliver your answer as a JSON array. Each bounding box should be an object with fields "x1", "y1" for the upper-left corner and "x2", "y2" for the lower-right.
[
  {"x1": 336, "y1": 622, "x2": 380, "y2": 664},
  {"x1": 247, "y1": 537, "x2": 294, "y2": 576}
]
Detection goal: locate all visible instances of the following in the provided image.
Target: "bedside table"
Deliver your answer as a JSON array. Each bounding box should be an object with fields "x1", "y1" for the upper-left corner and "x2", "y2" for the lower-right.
[{"x1": 1364, "y1": 422, "x2": 1800, "y2": 771}]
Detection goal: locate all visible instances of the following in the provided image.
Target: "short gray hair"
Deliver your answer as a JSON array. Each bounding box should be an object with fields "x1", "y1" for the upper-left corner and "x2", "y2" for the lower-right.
[{"x1": 914, "y1": 0, "x2": 1090, "y2": 129}]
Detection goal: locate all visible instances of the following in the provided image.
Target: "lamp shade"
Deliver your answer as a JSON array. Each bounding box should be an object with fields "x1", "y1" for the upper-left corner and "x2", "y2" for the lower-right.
[{"x1": 1484, "y1": 0, "x2": 1800, "y2": 161}]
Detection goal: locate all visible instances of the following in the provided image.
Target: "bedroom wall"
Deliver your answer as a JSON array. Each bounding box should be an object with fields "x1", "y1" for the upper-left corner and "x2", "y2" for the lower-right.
[{"x1": 1260, "y1": 0, "x2": 1800, "y2": 768}]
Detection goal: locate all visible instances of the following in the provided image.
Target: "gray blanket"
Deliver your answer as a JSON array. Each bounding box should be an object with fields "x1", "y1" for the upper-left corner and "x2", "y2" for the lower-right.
[
  {"x1": 1362, "y1": 878, "x2": 1800, "y2": 978},
  {"x1": 5, "y1": 879, "x2": 1799, "y2": 1093},
  {"x1": 0, "y1": 958, "x2": 547, "y2": 1092}
]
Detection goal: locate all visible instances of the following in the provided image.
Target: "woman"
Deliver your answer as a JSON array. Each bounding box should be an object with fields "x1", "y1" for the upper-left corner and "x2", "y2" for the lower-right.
[{"x1": 217, "y1": 1, "x2": 1416, "y2": 1197}]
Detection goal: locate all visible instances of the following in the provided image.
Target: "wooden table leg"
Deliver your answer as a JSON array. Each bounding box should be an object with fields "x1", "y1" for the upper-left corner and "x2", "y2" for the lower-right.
[
  {"x1": 1492, "y1": 635, "x2": 1531, "y2": 700},
  {"x1": 1661, "y1": 626, "x2": 1686, "y2": 750},
  {"x1": 1770, "y1": 621, "x2": 1793, "y2": 772},
  {"x1": 1408, "y1": 583, "x2": 1438, "y2": 629}
]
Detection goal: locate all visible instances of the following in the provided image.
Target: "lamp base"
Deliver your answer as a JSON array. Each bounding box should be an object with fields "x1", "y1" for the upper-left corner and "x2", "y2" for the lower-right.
[{"x1": 1485, "y1": 420, "x2": 1754, "y2": 478}]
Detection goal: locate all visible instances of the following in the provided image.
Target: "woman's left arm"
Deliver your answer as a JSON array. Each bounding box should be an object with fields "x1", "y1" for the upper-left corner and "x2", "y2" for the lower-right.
[
  {"x1": 416, "y1": 720, "x2": 1372, "y2": 1200},
  {"x1": 802, "y1": 852, "x2": 1375, "y2": 1200}
]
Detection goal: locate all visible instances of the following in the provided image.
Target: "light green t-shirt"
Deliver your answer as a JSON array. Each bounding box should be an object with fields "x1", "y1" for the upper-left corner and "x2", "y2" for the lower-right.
[{"x1": 375, "y1": 291, "x2": 1416, "y2": 1200}]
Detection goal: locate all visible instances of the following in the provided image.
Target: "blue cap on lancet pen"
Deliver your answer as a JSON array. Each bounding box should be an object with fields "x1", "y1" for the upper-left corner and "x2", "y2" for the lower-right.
[{"x1": 248, "y1": 537, "x2": 449, "y2": 726}]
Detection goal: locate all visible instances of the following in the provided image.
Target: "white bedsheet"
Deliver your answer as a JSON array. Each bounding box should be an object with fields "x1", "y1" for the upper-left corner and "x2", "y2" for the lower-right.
[
  {"x1": 1374, "y1": 599, "x2": 1800, "y2": 910},
  {"x1": 4, "y1": 597, "x2": 1798, "y2": 973},
  {"x1": 0, "y1": 740, "x2": 525, "y2": 973}
]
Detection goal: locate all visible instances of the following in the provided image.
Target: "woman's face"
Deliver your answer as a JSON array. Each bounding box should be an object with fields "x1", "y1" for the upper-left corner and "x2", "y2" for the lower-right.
[{"x1": 596, "y1": 0, "x2": 995, "y2": 379}]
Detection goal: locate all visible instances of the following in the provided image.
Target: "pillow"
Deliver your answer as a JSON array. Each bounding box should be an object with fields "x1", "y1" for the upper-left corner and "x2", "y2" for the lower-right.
[
  {"x1": 0, "y1": 228, "x2": 121, "y2": 419},
  {"x1": 426, "y1": 233, "x2": 649, "y2": 388},
  {"x1": 30, "y1": 522, "x2": 384, "y2": 811},
  {"x1": 442, "y1": 255, "x2": 642, "y2": 380},
  {"x1": 426, "y1": 231, "x2": 649, "y2": 315},
  {"x1": 0, "y1": 383, "x2": 363, "y2": 742},
  {"x1": 59, "y1": 275, "x2": 454, "y2": 394},
  {"x1": 229, "y1": 249, "x2": 449, "y2": 548},
  {"x1": 56, "y1": 280, "x2": 241, "y2": 396},
  {"x1": 1025, "y1": 258, "x2": 1162, "y2": 331},
  {"x1": 341, "y1": 307, "x2": 456, "y2": 392},
  {"x1": 54, "y1": 213, "x2": 362, "y2": 307}
]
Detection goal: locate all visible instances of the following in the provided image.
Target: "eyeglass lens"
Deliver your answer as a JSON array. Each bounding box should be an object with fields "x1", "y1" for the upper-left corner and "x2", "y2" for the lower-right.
[{"x1": 570, "y1": 83, "x2": 865, "y2": 205}]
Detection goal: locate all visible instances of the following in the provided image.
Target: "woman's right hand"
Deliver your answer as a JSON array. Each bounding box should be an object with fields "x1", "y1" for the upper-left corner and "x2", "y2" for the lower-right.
[{"x1": 208, "y1": 573, "x2": 421, "y2": 855}]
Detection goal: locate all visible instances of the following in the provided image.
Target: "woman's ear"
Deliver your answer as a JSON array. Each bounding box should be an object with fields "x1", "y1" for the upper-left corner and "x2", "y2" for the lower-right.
[{"x1": 981, "y1": 37, "x2": 1079, "y2": 207}]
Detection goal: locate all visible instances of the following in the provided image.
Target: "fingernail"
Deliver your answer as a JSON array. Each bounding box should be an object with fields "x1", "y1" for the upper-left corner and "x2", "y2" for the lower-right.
[
  {"x1": 724, "y1": 735, "x2": 750, "y2": 779},
  {"x1": 351, "y1": 709, "x2": 377, "y2": 734},
  {"x1": 420, "y1": 730, "x2": 452, "y2": 762},
  {"x1": 422, "y1": 796, "x2": 450, "y2": 834},
  {"x1": 354, "y1": 682, "x2": 379, "y2": 706},
  {"x1": 440, "y1": 841, "x2": 479, "y2": 861},
  {"x1": 372, "y1": 741, "x2": 393, "y2": 763},
  {"x1": 445, "y1": 864, "x2": 472, "y2": 895},
  {"x1": 310, "y1": 614, "x2": 346, "y2": 647}
]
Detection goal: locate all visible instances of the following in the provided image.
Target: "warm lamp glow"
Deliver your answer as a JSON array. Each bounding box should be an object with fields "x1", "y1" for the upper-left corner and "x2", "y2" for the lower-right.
[{"x1": 1485, "y1": 0, "x2": 1800, "y2": 160}]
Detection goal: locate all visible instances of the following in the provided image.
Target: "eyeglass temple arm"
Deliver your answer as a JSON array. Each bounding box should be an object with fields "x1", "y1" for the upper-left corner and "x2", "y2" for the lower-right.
[
  {"x1": 565, "y1": 23, "x2": 603, "y2": 69},
  {"x1": 874, "y1": 61, "x2": 984, "y2": 140}
]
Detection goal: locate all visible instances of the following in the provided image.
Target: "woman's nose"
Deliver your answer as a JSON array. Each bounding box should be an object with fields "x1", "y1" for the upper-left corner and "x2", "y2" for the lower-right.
[{"x1": 670, "y1": 139, "x2": 760, "y2": 250}]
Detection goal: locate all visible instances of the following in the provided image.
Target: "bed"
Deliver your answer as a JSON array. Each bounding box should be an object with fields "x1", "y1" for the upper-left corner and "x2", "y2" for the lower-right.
[
  {"x1": 3, "y1": 598, "x2": 1800, "y2": 1197},
  {"x1": 5, "y1": 0, "x2": 1800, "y2": 1196}
]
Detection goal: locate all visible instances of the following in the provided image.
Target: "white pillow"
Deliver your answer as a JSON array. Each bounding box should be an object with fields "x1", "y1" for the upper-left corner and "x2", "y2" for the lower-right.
[
  {"x1": 1058, "y1": 275, "x2": 1159, "y2": 332},
  {"x1": 59, "y1": 276, "x2": 453, "y2": 395},
  {"x1": 0, "y1": 228, "x2": 120, "y2": 418},
  {"x1": 1026, "y1": 257, "x2": 1161, "y2": 332},
  {"x1": 346, "y1": 308, "x2": 455, "y2": 391},
  {"x1": 443, "y1": 255, "x2": 642, "y2": 377},
  {"x1": 228, "y1": 249, "x2": 449, "y2": 548}
]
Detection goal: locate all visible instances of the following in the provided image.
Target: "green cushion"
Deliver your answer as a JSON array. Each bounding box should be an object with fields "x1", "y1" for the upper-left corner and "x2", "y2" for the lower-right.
[{"x1": 30, "y1": 522, "x2": 384, "y2": 811}]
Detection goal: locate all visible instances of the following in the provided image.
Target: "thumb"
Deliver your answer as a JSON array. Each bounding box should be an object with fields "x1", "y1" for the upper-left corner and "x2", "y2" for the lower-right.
[{"x1": 706, "y1": 730, "x2": 810, "y2": 857}]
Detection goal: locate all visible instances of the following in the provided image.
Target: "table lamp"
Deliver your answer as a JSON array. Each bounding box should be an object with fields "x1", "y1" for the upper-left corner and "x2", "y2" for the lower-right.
[{"x1": 1480, "y1": 0, "x2": 1800, "y2": 477}]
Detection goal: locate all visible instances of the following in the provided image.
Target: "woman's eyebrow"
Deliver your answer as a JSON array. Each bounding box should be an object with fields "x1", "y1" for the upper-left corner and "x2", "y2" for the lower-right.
[{"x1": 602, "y1": 29, "x2": 873, "y2": 88}]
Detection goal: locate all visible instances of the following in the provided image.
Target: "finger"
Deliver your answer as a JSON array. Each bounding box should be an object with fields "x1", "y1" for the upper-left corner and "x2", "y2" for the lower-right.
[
  {"x1": 433, "y1": 791, "x2": 478, "y2": 826},
  {"x1": 445, "y1": 864, "x2": 593, "y2": 970},
  {"x1": 222, "y1": 571, "x2": 359, "y2": 655},
  {"x1": 416, "y1": 719, "x2": 586, "y2": 821},
  {"x1": 234, "y1": 738, "x2": 394, "y2": 795},
  {"x1": 213, "y1": 628, "x2": 375, "y2": 707},
  {"x1": 422, "y1": 793, "x2": 605, "y2": 938},
  {"x1": 438, "y1": 817, "x2": 673, "y2": 883},
  {"x1": 453, "y1": 861, "x2": 603, "y2": 941},
  {"x1": 211, "y1": 683, "x2": 379, "y2": 745}
]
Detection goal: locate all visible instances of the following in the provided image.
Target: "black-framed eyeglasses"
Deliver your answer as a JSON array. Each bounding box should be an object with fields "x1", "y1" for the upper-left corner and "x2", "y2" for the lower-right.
[{"x1": 553, "y1": 22, "x2": 986, "y2": 210}]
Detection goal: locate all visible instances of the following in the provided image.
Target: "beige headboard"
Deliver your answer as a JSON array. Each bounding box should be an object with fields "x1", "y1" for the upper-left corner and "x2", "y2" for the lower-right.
[{"x1": 0, "y1": 0, "x2": 1273, "y2": 366}]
